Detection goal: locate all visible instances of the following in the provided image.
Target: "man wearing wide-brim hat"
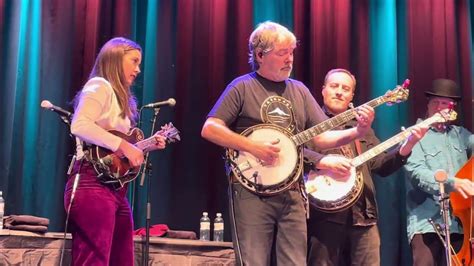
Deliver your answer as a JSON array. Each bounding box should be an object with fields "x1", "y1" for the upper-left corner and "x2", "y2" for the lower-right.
[
  {"x1": 423, "y1": 78, "x2": 461, "y2": 129},
  {"x1": 404, "y1": 78, "x2": 474, "y2": 265},
  {"x1": 425, "y1": 78, "x2": 461, "y2": 101}
]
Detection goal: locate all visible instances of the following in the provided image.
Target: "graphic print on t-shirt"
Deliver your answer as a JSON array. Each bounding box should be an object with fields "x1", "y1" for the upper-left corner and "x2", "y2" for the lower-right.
[{"x1": 260, "y1": 96, "x2": 296, "y2": 133}]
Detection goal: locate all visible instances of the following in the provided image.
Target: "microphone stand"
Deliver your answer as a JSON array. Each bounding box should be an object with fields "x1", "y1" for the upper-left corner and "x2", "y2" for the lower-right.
[
  {"x1": 59, "y1": 115, "x2": 71, "y2": 126},
  {"x1": 49, "y1": 112, "x2": 79, "y2": 266},
  {"x1": 130, "y1": 108, "x2": 146, "y2": 212},
  {"x1": 139, "y1": 107, "x2": 160, "y2": 266},
  {"x1": 439, "y1": 191, "x2": 453, "y2": 266}
]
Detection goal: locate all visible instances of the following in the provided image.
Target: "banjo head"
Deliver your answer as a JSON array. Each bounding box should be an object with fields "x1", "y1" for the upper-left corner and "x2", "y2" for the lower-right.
[
  {"x1": 305, "y1": 166, "x2": 364, "y2": 212},
  {"x1": 227, "y1": 124, "x2": 303, "y2": 196}
]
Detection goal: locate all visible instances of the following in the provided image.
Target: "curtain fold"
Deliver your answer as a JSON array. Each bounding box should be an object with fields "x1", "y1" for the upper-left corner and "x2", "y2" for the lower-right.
[
  {"x1": 253, "y1": 0, "x2": 293, "y2": 29},
  {"x1": 293, "y1": 0, "x2": 370, "y2": 104},
  {"x1": 369, "y1": 2, "x2": 407, "y2": 265},
  {"x1": 407, "y1": 0, "x2": 472, "y2": 128}
]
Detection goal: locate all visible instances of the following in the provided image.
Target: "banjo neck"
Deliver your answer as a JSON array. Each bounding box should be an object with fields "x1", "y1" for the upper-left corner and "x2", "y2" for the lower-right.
[
  {"x1": 351, "y1": 128, "x2": 413, "y2": 168},
  {"x1": 291, "y1": 96, "x2": 388, "y2": 146},
  {"x1": 351, "y1": 110, "x2": 456, "y2": 168}
]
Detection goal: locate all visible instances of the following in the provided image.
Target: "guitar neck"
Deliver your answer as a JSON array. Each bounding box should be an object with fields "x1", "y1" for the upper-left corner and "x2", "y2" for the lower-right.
[
  {"x1": 352, "y1": 115, "x2": 441, "y2": 167},
  {"x1": 291, "y1": 96, "x2": 388, "y2": 146}
]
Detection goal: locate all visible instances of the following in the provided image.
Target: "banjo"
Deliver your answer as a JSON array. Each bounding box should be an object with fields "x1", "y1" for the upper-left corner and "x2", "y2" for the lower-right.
[
  {"x1": 305, "y1": 109, "x2": 457, "y2": 212},
  {"x1": 227, "y1": 80, "x2": 410, "y2": 196}
]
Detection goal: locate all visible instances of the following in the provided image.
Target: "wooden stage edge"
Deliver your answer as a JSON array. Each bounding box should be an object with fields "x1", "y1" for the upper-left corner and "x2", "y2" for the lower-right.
[{"x1": 0, "y1": 229, "x2": 235, "y2": 265}]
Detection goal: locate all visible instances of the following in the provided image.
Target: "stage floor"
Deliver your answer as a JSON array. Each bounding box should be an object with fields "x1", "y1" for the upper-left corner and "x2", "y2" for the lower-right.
[{"x1": 0, "y1": 229, "x2": 235, "y2": 265}]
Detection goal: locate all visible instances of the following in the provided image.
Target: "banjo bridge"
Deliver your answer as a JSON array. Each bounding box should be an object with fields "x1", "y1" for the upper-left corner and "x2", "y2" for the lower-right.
[{"x1": 237, "y1": 161, "x2": 252, "y2": 172}]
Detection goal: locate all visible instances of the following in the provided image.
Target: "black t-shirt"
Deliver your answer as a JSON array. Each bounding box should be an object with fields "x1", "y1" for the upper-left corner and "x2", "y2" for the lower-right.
[{"x1": 208, "y1": 72, "x2": 326, "y2": 134}]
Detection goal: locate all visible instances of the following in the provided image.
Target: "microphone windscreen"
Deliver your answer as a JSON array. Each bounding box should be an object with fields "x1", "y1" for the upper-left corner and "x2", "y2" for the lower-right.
[
  {"x1": 168, "y1": 98, "x2": 176, "y2": 107},
  {"x1": 41, "y1": 100, "x2": 53, "y2": 108},
  {"x1": 434, "y1": 169, "x2": 448, "y2": 183}
]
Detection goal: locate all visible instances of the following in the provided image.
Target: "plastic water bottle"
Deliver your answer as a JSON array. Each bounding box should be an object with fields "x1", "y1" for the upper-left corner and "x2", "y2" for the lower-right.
[
  {"x1": 213, "y1": 213, "x2": 224, "y2": 242},
  {"x1": 199, "y1": 212, "x2": 210, "y2": 241},
  {"x1": 0, "y1": 191, "x2": 4, "y2": 230}
]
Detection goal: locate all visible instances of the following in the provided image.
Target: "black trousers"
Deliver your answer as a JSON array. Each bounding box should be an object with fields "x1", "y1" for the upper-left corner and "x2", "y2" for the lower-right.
[
  {"x1": 307, "y1": 220, "x2": 380, "y2": 266},
  {"x1": 229, "y1": 183, "x2": 307, "y2": 266},
  {"x1": 410, "y1": 233, "x2": 463, "y2": 266}
]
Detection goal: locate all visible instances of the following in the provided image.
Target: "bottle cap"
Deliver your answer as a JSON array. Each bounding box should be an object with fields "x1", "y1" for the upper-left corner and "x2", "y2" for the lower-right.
[
  {"x1": 216, "y1": 213, "x2": 222, "y2": 217},
  {"x1": 203, "y1": 212, "x2": 208, "y2": 216}
]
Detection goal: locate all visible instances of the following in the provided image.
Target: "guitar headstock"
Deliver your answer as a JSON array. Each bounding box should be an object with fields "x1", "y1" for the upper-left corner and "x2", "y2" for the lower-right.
[
  {"x1": 158, "y1": 122, "x2": 181, "y2": 143},
  {"x1": 383, "y1": 79, "x2": 410, "y2": 106}
]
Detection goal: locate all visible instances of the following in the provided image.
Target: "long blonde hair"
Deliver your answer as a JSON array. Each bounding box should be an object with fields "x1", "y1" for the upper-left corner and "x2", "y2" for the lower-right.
[{"x1": 77, "y1": 37, "x2": 141, "y2": 122}]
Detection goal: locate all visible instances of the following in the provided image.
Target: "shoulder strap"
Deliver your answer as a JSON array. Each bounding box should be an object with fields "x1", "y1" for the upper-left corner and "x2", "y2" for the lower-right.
[{"x1": 354, "y1": 139, "x2": 362, "y2": 156}]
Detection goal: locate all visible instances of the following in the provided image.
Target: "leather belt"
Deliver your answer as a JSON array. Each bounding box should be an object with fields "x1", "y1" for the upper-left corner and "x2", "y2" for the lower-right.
[{"x1": 229, "y1": 174, "x2": 301, "y2": 191}]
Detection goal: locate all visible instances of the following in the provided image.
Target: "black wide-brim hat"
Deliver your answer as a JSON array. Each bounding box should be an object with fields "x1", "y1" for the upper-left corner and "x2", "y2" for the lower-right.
[{"x1": 425, "y1": 78, "x2": 461, "y2": 100}]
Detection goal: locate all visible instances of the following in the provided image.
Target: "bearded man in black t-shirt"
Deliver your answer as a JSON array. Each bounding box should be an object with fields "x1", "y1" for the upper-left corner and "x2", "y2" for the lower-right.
[{"x1": 201, "y1": 22, "x2": 375, "y2": 266}]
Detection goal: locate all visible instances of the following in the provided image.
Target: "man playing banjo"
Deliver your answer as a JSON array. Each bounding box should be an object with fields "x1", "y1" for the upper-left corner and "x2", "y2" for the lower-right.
[
  {"x1": 201, "y1": 23, "x2": 375, "y2": 265},
  {"x1": 305, "y1": 68, "x2": 428, "y2": 265}
]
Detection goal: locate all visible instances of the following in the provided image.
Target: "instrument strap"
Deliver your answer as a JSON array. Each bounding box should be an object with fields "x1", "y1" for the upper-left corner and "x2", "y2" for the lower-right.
[
  {"x1": 340, "y1": 143, "x2": 355, "y2": 158},
  {"x1": 339, "y1": 139, "x2": 361, "y2": 161},
  {"x1": 354, "y1": 139, "x2": 362, "y2": 156}
]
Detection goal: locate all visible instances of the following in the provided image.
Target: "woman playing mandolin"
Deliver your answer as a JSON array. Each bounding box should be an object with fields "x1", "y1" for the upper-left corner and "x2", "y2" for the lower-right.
[{"x1": 64, "y1": 37, "x2": 166, "y2": 265}]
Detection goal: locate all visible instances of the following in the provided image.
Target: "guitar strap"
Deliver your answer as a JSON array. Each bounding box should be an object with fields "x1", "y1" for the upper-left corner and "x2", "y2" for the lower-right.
[
  {"x1": 339, "y1": 139, "x2": 361, "y2": 158},
  {"x1": 340, "y1": 143, "x2": 355, "y2": 158},
  {"x1": 354, "y1": 139, "x2": 362, "y2": 156}
]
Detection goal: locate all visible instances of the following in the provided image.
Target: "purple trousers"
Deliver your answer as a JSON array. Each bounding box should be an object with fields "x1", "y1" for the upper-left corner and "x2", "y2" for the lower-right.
[{"x1": 64, "y1": 161, "x2": 134, "y2": 266}]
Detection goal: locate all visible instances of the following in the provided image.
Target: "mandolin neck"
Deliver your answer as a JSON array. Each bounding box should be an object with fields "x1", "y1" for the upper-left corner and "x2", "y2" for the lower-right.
[{"x1": 135, "y1": 136, "x2": 157, "y2": 153}]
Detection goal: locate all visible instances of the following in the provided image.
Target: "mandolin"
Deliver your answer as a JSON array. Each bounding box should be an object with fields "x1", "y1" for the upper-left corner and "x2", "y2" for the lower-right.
[{"x1": 87, "y1": 122, "x2": 180, "y2": 188}]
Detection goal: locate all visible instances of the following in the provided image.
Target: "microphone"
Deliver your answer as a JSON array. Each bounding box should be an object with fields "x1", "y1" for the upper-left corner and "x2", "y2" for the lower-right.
[
  {"x1": 41, "y1": 100, "x2": 72, "y2": 117},
  {"x1": 142, "y1": 98, "x2": 176, "y2": 108},
  {"x1": 434, "y1": 169, "x2": 448, "y2": 195}
]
